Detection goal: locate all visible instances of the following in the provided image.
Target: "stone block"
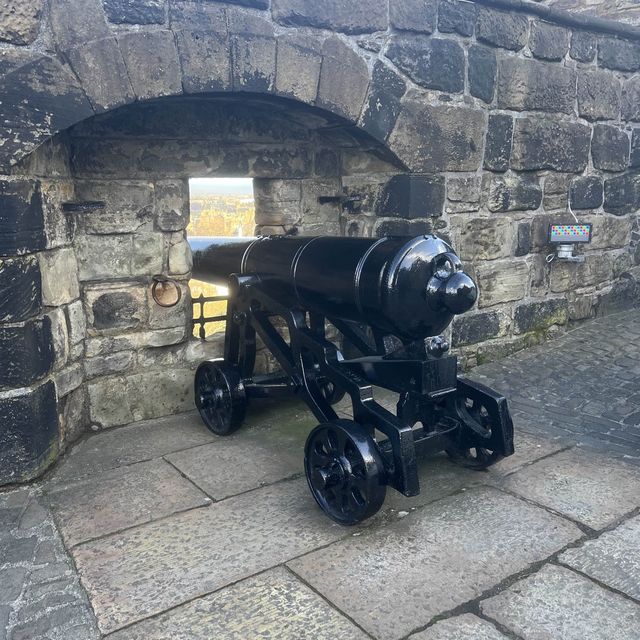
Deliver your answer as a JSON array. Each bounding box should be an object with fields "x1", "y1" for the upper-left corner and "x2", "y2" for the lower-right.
[
  {"x1": 477, "y1": 260, "x2": 528, "y2": 308},
  {"x1": 119, "y1": 30, "x2": 182, "y2": 100},
  {"x1": 0, "y1": 179, "x2": 46, "y2": 257},
  {"x1": 84, "y1": 352, "x2": 134, "y2": 379},
  {"x1": 484, "y1": 114, "x2": 513, "y2": 172},
  {"x1": 468, "y1": 45, "x2": 496, "y2": 104},
  {"x1": 108, "y1": 567, "x2": 368, "y2": 640},
  {"x1": 476, "y1": 7, "x2": 528, "y2": 51},
  {"x1": 66, "y1": 300, "x2": 86, "y2": 349},
  {"x1": 543, "y1": 173, "x2": 569, "y2": 211},
  {"x1": 230, "y1": 13, "x2": 276, "y2": 93},
  {"x1": 511, "y1": 117, "x2": 591, "y2": 173},
  {"x1": 131, "y1": 233, "x2": 164, "y2": 276},
  {"x1": 289, "y1": 488, "x2": 580, "y2": 640},
  {"x1": 76, "y1": 234, "x2": 132, "y2": 281},
  {"x1": 570, "y1": 31, "x2": 596, "y2": 62},
  {"x1": 72, "y1": 479, "x2": 345, "y2": 633},
  {"x1": 254, "y1": 179, "x2": 302, "y2": 225},
  {"x1": 589, "y1": 216, "x2": 633, "y2": 250},
  {"x1": 604, "y1": 173, "x2": 640, "y2": 215},
  {"x1": 0, "y1": 0, "x2": 43, "y2": 45},
  {"x1": 481, "y1": 566, "x2": 640, "y2": 640},
  {"x1": 598, "y1": 36, "x2": 640, "y2": 72},
  {"x1": 632, "y1": 129, "x2": 640, "y2": 168},
  {"x1": 514, "y1": 298, "x2": 568, "y2": 334},
  {"x1": 577, "y1": 70, "x2": 621, "y2": 122},
  {"x1": 0, "y1": 381, "x2": 58, "y2": 485},
  {"x1": 360, "y1": 61, "x2": 406, "y2": 143},
  {"x1": 87, "y1": 376, "x2": 133, "y2": 427},
  {"x1": 103, "y1": 0, "x2": 165, "y2": 24},
  {"x1": 380, "y1": 174, "x2": 445, "y2": 219},
  {"x1": 550, "y1": 254, "x2": 612, "y2": 293},
  {"x1": 153, "y1": 180, "x2": 188, "y2": 232},
  {"x1": 438, "y1": 0, "x2": 475, "y2": 37},
  {"x1": 496, "y1": 57, "x2": 576, "y2": 114},
  {"x1": 148, "y1": 283, "x2": 189, "y2": 329},
  {"x1": 55, "y1": 363, "x2": 84, "y2": 398},
  {"x1": 454, "y1": 217, "x2": 512, "y2": 261},
  {"x1": 570, "y1": 176, "x2": 603, "y2": 210},
  {"x1": 515, "y1": 222, "x2": 532, "y2": 257},
  {"x1": 390, "y1": 99, "x2": 484, "y2": 172},
  {"x1": 48, "y1": 306, "x2": 70, "y2": 368},
  {"x1": 65, "y1": 37, "x2": 135, "y2": 114},
  {"x1": 390, "y1": 0, "x2": 436, "y2": 33},
  {"x1": 0, "y1": 256, "x2": 41, "y2": 323},
  {"x1": 175, "y1": 28, "x2": 231, "y2": 94},
  {"x1": 488, "y1": 175, "x2": 542, "y2": 213},
  {"x1": 38, "y1": 248, "x2": 80, "y2": 307},
  {"x1": 168, "y1": 234, "x2": 192, "y2": 276},
  {"x1": 317, "y1": 37, "x2": 370, "y2": 122},
  {"x1": 446, "y1": 176, "x2": 481, "y2": 213},
  {"x1": 272, "y1": 0, "x2": 387, "y2": 34},
  {"x1": 49, "y1": 0, "x2": 109, "y2": 48},
  {"x1": 275, "y1": 33, "x2": 322, "y2": 105},
  {"x1": 529, "y1": 21, "x2": 569, "y2": 61},
  {"x1": 560, "y1": 515, "x2": 640, "y2": 601},
  {"x1": 85, "y1": 285, "x2": 147, "y2": 331},
  {"x1": 622, "y1": 76, "x2": 640, "y2": 122},
  {"x1": 452, "y1": 311, "x2": 502, "y2": 347},
  {"x1": 0, "y1": 318, "x2": 55, "y2": 389},
  {"x1": 387, "y1": 36, "x2": 465, "y2": 94},
  {"x1": 592, "y1": 124, "x2": 630, "y2": 172}
]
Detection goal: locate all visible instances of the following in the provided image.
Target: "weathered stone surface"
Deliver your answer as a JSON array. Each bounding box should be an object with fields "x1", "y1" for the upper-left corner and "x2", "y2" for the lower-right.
[
  {"x1": 289, "y1": 488, "x2": 580, "y2": 640},
  {"x1": 515, "y1": 222, "x2": 532, "y2": 257},
  {"x1": 48, "y1": 460, "x2": 209, "y2": 546},
  {"x1": 0, "y1": 0, "x2": 43, "y2": 45},
  {"x1": 469, "y1": 45, "x2": 496, "y2": 103},
  {"x1": 85, "y1": 285, "x2": 147, "y2": 331},
  {"x1": 502, "y1": 448, "x2": 640, "y2": 528},
  {"x1": 484, "y1": 114, "x2": 513, "y2": 172},
  {"x1": 387, "y1": 36, "x2": 465, "y2": 94},
  {"x1": 272, "y1": 0, "x2": 387, "y2": 34},
  {"x1": 604, "y1": 173, "x2": 640, "y2": 215},
  {"x1": 446, "y1": 176, "x2": 481, "y2": 213},
  {"x1": 587, "y1": 216, "x2": 632, "y2": 250},
  {"x1": 317, "y1": 37, "x2": 369, "y2": 122},
  {"x1": 410, "y1": 614, "x2": 508, "y2": 639},
  {"x1": 230, "y1": 13, "x2": 276, "y2": 93},
  {"x1": 360, "y1": 61, "x2": 406, "y2": 142},
  {"x1": 118, "y1": 31, "x2": 182, "y2": 100},
  {"x1": 0, "y1": 256, "x2": 41, "y2": 323},
  {"x1": 529, "y1": 21, "x2": 569, "y2": 61},
  {"x1": 632, "y1": 129, "x2": 640, "y2": 168},
  {"x1": 75, "y1": 234, "x2": 132, "y2": 280},
  {"x1": 577, "y1": 70, "x2": 621, "y2": 121},
  {"x1": 103, "y1": 0, "x2": 165, "y2": 24},
  {"x1": 570, "y1": 30, "x2": 597, "y2": 62},
  {"x1": 488, "y1": 175, "x2": 542, "y2": 213},
  {"x1": 38, "y1": 248, "x2": 80, "y2": 306},
  {"x1": 84, "y1": 351, "x2": 134, "y2": 379},
  {"x1": 390, "y1": 0, "x2": 436, "y2": 33},
  {"x1": 570, "y1": 176, "x2": 603, "y2": 210},
  {"x1": 622, "y1": 76, "x2": 640, "y2": 122},
  {"x1": 390, "y1": 99, "x2": 484, "y2": 172},
  {"x1": 452, "y1": 311, "x2": 502, "y2": 347},
  {"x1": 380, "y1": 174, "x2": 445, "y2": 218},
  {"x1": 455, "y1": 217, "x2": 512, "y2": 261},
  {"x1": 175, "y1": 27, "x2": 231, "y2": 94},
  {"x1": 49, "y1": 0, "x2": 109, "y2": 48},
  {"x1": 497, "y1": 58, "x2": 576, "y2": 114},
  {"x1": 514, "y1": 299, "x2": 568, "y2": 334},
  {"x1": 154, "y1": 180, "x2": 188, "y2": 231},
  {"x1": 0, "y1": 179, "x2": 46, "y2": 256},
  {"x1": 476, "y1": 7, "x2": 528, "y2": 51},
  {"x1": 560, "y1": 515, "x2": 640, "y2": 601},
  {"x1": 72, "y1": 480, "x2": 345, "y2": 633},
  {"x1": 550, "y1": 253, "x2": 612, "y2": 292},
  {"x1": 108, "y1": 567, "x2": 368, "y2": 640},
  {"x1": 168, "y1": 234, "x2": 192, "y2": 275},
  {"x1": 598, "y1": 36, "x2": 640, "y2": 72},
  {"x1": 511, "y1": 117, "x2": 591, "y2": 173},
  {"x1": 481, "y1": 565, "x2": 640, "y2": 640},
  {"x1": 275, "y1": 33, "x2": 322, "y2": 105},
  {"x1": 592, "y1": 125, "x2": 630, "y2": 172},
  {"x1": 477, "y1": 261, "x2": 528, "y2": 308},
  {"x1": 438, "y1": 0, "x2": 476, "y2": 37},
  {"x1": 543, "y1": 173, "x2": 569, "y2": 211}
]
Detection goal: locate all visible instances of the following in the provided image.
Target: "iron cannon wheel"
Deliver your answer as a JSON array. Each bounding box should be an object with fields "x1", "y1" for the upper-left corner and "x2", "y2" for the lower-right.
[
  {"x1": 304, "y1": 420, "x2": 387, "y2": 525},
  {"x1": 195, "y1": 361, "x2": 247, "y2": 436}
]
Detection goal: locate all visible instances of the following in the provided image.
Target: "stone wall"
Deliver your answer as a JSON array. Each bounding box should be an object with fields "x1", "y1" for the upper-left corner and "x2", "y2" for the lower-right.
[
  {"x1": 540, "y1": 1, "x2": 640, "y2": 27},
  {"x1": 1, "y1": 0, "x2": 640, "y2": 484}
]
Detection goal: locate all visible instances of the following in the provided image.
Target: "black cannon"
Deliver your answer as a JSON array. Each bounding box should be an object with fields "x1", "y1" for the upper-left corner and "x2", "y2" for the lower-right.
[{"x1": 190, "y1": 235, "x2": 514, "y2": 524}]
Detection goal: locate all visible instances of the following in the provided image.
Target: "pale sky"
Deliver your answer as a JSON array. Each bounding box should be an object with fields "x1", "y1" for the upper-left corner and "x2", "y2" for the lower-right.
[{"x1": 189, "y1": 177, "x2": 254, "y2": 197}]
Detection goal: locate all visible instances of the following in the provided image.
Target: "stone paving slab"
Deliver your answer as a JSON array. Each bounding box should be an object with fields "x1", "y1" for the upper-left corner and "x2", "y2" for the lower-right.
[
  {"x1": 71, "y1": 478, "x2": 347, "y2": 634},
  {"x1": 48, "y1": 412, "x2": 215, "y2": 483},
  {"x1": 559, "y1": 514, "x2": 640, "y2": 601},
  {"x1": 480, "y1": 565, "x2": 640, "y2": 640},
  {"x1": 108, "y1": 566, "x2": 369, "y2": 640},
  {"x1": 409, "y1": 614, "x2": 509, "y2": 640},
  {"x1": 288, "y1": 487, "x2": 581, "y2": 640},
  {"x1": 46, "y1": 459, "x2": 211, "y2": 547},
  {"x1": 499, "y1": 447, "x2": 640, "y2": 529}
]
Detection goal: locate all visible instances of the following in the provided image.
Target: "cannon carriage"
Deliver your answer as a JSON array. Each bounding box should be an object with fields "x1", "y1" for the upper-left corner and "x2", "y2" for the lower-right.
[{"x1": 190, "y1": 234, "x2": 514, "y2": 525}]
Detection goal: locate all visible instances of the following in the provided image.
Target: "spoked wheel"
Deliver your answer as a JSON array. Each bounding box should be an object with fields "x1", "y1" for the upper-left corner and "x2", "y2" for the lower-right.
[
  {"x1": 195, "y1": 361, "x2": 247, "y2": 436},
  {"x1": 446, "y1": 395, "x2": 503, "y2": 470},
  {"x1": 317, "y1": 377, "x2": 346, "y2": 406},
  {"x1": 304, "y1": 419, "x2": 387, "y2": 525}
]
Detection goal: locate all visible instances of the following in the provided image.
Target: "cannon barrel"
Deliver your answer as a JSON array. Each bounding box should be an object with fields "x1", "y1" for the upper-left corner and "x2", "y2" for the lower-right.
[{"x1": 189, "y1": 235, "x2": 477, "y2": 341}]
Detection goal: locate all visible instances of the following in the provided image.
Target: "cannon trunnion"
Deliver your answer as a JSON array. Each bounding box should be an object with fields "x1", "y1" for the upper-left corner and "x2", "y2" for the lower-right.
[{"x1": 190, "y1": 235, "x2": 514, "y2": 525}]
